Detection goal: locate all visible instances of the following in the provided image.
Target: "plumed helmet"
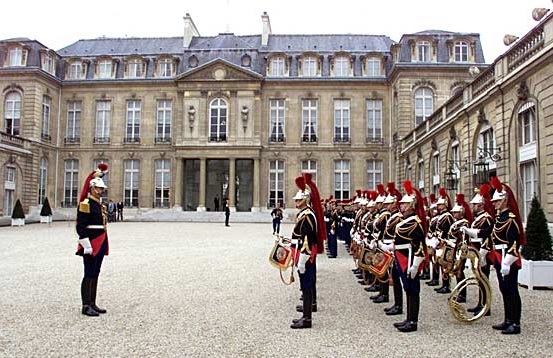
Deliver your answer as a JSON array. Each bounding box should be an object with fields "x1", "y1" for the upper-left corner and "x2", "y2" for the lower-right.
[
  {"x1": 79, "y1": 163, "x2": 109, "y2": 202},
  {"x1": 293, "y1": 176, "x2": 310, "y2": 201},
  {"x1": 436, "y1": 188, "x2": 452, "y2": 210},
  {"x1": 89, "y1": 177, "x2": 107, "y2": 188},
  {"x1": 375, "y1": 184, "x2": 386, "y2": 203}
]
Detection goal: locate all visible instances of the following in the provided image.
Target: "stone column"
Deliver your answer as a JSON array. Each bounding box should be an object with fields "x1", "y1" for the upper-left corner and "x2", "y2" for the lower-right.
[
  {"x1": 229, "y1": 158, "x2": 236, "y2": 211},
  {"x1": 198, "y1": 157, "x2": 206, "y2": 211},
  {"x1": 173, "y1": 158, "x2": 183, "y2": 209},
  {"x1": 251, "y1": 158, "x2": 260, "y2": 212}
]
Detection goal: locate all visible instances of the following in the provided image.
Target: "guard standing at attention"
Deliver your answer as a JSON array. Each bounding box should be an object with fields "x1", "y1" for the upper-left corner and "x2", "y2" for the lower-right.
[{"x1": 76, "y1": 163, "x2": 109, "y2": 317}]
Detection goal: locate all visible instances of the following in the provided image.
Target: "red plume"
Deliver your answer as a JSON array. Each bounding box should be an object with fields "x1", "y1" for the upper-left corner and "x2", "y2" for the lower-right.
[
  {"x1": 479, "y1": 184, "x2": 495, "y2": 216},
  {"x1": 376, "y1": 184, "x2": 385, "y2": 196},
  {"x1": 429, "y1": 193, "x2": 436, "y2": 203},
  {"x1": 295, "y1": 176, "x2": 306, "y2": 191},
  {"x1": 303, "y1": 173, "x2": 327, "y2": 254},
  {"x1": 368, "y1": 190, "x2": 377, "y2": 202},
  {"x1": 356, "y1": 189, "x2": 362, "y2": 198},
  {"x1": 98, "y1": 163, "x2": 108, "y2": 172},
  {"x1": 490, "y1": 176, "x2": 502, "y2": 192},
  {"x1": 403, "y1": 180, "x2": 428, "y2": 235},
  {"x1": 439, "y1": 187, "x2": 452, "y2": 211},
  {"x1": 79, "y1": 163, "x2": 109, "y2": 203},
  {"x1": 404, "y1": 180, "x2": 414, "y2": 195},
  {"x1": 388, "y1": 182, "x2": 402, "y2": 202},
  {"x1": 456, "y1": 193, "x2": 473, "y2": 223}
]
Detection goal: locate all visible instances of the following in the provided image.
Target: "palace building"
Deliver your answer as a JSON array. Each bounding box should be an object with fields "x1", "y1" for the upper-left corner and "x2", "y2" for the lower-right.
[{"x1": 1, "y1": 10, "x2": 550, "y2": 221}]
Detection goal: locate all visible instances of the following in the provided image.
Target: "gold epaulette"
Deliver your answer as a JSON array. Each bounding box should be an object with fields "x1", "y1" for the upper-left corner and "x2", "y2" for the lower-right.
[
  {"x1": 79, "y1": 199, "x2": 90, "y2": 213},
  {"x1": 508, "y1": 212, "x2": 517, "y2": 219}
]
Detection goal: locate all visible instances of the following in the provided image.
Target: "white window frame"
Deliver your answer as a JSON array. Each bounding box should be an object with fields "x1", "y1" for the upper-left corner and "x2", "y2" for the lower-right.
[
  {"x1": 301, "y1": 160, "x2": 317, "y2": 185},
  {"x1": 520, "y1": 160, "x2": 537, "y2": 220},
  {"x1": 417, "y1": 41, "x2": 430, "y2": 62},
  {"x1": 69, "y1": 61, "x2": 83, "y2": 79},
  {"x1": 454, "y1": 41, "x2": 469, "y2": 62},
  {"x1": 333, "y1": 56, "x2": 350, "y2": 77},
  {"x1": 302, "y1": 56, "x2": 318, "y2": 77},
  {"x1": 38, "y1": 158, "x2": 47, "y2": 205},
  {"x1": 417, "y1": 160, "x2": 425, "y2": 189},
  {"x1": 432, "y1": 151, "x2": 440, "y2": 185},
  {"x1": 270, "y1": 57, "x2": 286, "y2": 77},
  {"x1": 269, "y1": 99, "x2": 285, "y2": 142},
  {"x1": 63, "y1": 159, "x2": 79, "y2": 207},
  {"x1": 415, "y1": 87, "x2": 433, "y2": 127},
  {"x1": 8, "y1": 47, "x2": 24, "y2": 67},
  {"x1": 334, "y1": 159, "x2": 350, "y2": 200},
  {"x1": 366, "y1": 57, "x2": 381, "y2": 76},
  {"x1": 98, "y1": 60, "x2": 112, "y2": 79},
  {"x1": 334, "y1": 99, "x2": 350, "y2": 142},
  {"x1": 124, "y1": 159, "x2": 140, "y2": 207},
  {"x1": 41, "y1": 95, "x2": 51, "y2": 140},
  {"x1": 156, "y1": 100, "x2": 172, "y2": 142},
  {"x1": 66, "y1": 101, "x2": 81, "y2": 142},
  {"x1": 367, "y1": 159, "x2": 383, "y2": 189},
  {"x1": 209, "y1": 98, "x2": 228, "y2": 142},
  {"x1": 301, "y1": 99, "x2": 318, "y2": 142},
  {"x1": 95, "y1": 100, "x2": 111, "y2": 142},
  {"x1": 158, "y1": 58, "x2": 173, "y2": 78},
  {"x1": 268, "y1": 160, "x2": 285, "y2": 208},
  {"x1": 155, "y1": 159, "x2": 171, "y2": 208},
  {"x1": 367, "y1": 99, "x2": 382, "y2": 142},
  {"x1": 125, "y1": 100, "x2": 141, "y2": 142},
  {"x1": 5, "y1": 92, "x2": 21, "y2": 136}
]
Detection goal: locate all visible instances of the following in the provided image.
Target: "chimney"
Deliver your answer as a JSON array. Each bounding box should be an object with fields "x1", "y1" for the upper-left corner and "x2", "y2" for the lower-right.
[
  {"x1": 183, "y1": 13, "x2": 200, "y2": 48},
  {"x1": 261, "y1": 11, "x2": 272, "y2": 47}
]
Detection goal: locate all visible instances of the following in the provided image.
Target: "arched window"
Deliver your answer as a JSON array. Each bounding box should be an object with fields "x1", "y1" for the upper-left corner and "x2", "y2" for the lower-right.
[
  {"x1": 4, "y1": 92, "x2": 21, "y2": 135},
  {"x1": 209, "y1": 98, "x2": 228, "y2": 142},
  {"x1": 414, "y1": 87, "x2": 433, "y2": 127}
]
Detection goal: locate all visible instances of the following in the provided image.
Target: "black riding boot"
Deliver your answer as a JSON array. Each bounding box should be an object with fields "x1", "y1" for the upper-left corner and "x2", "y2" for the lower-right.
[
  {"x1": 501, "y1": 295, "x2": 521, "y2": 334},
  {"x1": 90, "y1": 278, "x2": 106, "y2": 314},
  {"x1": 493, "y1": 294, "x2": 511, "y2": 330},
  {"x1": 394, "y1": 294, "x2": 410, "y2": 328},
  {"x1": 397, "y1": 294, "x2": 419, "y2": 332},
  {"x1": 81, "y1": 278, "x2": 99, "y2": 317},
  {"x1": 291, "y1": 290, "x2": 312, "y2": 329}
]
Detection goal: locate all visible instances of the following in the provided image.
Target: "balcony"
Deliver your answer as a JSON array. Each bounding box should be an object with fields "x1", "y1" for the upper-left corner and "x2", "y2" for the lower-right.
[
  {"x1": 155, "y1": 136, "x2": 172, "y2": 144},
  {"x1": 301, "y1": 134, "x2": 318, "y2": 143},
  {"x1": 269, "y1": 134, "x2": 286, "y2": 143},
  {"x1": 41, "y1": 133, "x2": 51, "y2": 142},
  {"x1": 366, "y1": 136, "x2": 384, "y2": 145},
  {"x1": 333, "y1": 136, "x2": 350, "y2": 144},
  {"x1": 64, "y1": 136, "x2": 80, "y2": 144},
  {"x1": 0, "y1": 132, "x2": 24, "y2": 148},
  {"x1": 209, "y1": 134, "x2": 227, "y2": 142},
  {"x1": 94, "y1": 136, "x2": 110, "y2": 144},
  {"x1": 124, "y1": 136, "x2": 141, "y2": 144}
]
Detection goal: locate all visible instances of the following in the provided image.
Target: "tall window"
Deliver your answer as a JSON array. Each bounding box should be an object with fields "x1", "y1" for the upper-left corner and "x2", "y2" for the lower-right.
[
  {"x1": 63, "y1": 159, "x2": 79, "y2": 207},
  {"x1": 301, "y1": 160, "x2": 317, "y2": 185},
  {"x1": 125, "y1": 100, "x2": 141, "y2": 142},
  {"x1": 479, "y1": 126, "x2": 496, "y2": 157},
  {"x1": 4, "y1": 166, "x2": 16, "y2": 216},
  {"x1": 4, "y1": 92, "x2": 21, "y2": 135},
  {"x1": 41, "y1": 95, "x2": 51, "y2": 141},
  {"x1": 302, "y1": 56, "x2": 318, "y2": 76},
  {"x1": 520, "y1": 161, "x2": 537, "y2": 219},
  {"x1": 156, "y1": 100, "x2": 172, "y2": 142},
  {"x1": 367, "y1": 99, "x2": 382, "y2": 142},
  {"x1": 334, "y1": 160, "x2": 350, "y2": 200},
  {"x1": 333, "y1": 56, "x2": 350, "y2": 77},
  {"x1": 38, "y1": 158, "x2": 47, "y2": 205},
  {"x1": 95, "y1": 100, "x2": 111, "y2": 143},
  {"x1": 98, "y1": 60, "x2": 112, "y2": 79},
  {"x1": 269, "y1": 57, "x2": 285, "y2": 77},
  {"x1": 155, "y1": 159, "x2": 171, "y2": 208},
  {"x1": 432, "y1": 151, "x2": 440, "y2": 187},
  {"x1": 415, "y1": 161, "x2": 423, "y2": 190},
  {"x1": 92, "y1": 159, "x2": 109, "y2": 199},
  {"x1": 124, "y1": 159, "x2": 140, "y2": 207},
  {"x1": 209, "y1": 98, "x2": 227, "y2": 142},
  {"x1": 367, "y1": 159, "x2": 383, "y2": 189},
  {"x1": 454, "y1": 41, "x2": 469, "y2": 62},
  {"x1": 366, "y1": 57, "x2": 381, "y2": 76},
  {"x1": 8, "y1": 47, "x2": 24, "y2": 66},
  {"x1": 66, "y1": 101, "x2": 81, "y2": 143},
  {"x1": 450, "y1": 143, "x2": 460, "y2": 191},
  {"x1": 269, "y1": 160, "x2": 284, "y2": 208},
  {"x1": 519, "y1": 103, "x2": 536, "y2": 145},
  {"x1": 301, "y1": 99, "x2": 317, "y2": 142},
  {"x1": 334, "y1": 100, "x2": 350, "y2": 142},
  {"x1": 158, "y1": 58, "x2": 173, "y2": 77},
  {"x1": 415, "y1": 87, "x2": 433, "y2": 127},
  {"x1": 269, "y1": 99, "x2": 285, "y2": 142},
  {"x1": 41, "y1": 52, "x2": 55, "y2": 74},
  {"x1": 417, "y1": 41, "x2": 430, "y2": 62}
]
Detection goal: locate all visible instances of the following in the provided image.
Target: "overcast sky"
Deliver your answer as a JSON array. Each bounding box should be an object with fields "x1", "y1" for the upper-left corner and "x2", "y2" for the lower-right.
[{"x1": 1, "y1": 0, "x2": 549, "y2": 62}]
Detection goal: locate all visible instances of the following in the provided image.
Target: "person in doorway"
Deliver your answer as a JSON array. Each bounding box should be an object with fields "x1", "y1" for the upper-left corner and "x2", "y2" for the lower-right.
[
  {"x1": 271, "y1": 202, "x2": 283, "y2": 234},
  {"x1": 214, "y1": 195, "x2": 220, "y2": 212},
  {"x1": 224, "y1": 198, "x2": 230, "y2": 226}
]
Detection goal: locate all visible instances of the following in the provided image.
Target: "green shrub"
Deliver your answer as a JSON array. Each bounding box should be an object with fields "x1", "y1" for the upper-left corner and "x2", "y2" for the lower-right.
[
  {"x1": 11, "y1": 199, "x2": 25, "y2": 219},
  {"x1": 522, "y1": 195, "x2": 553, "y2": 261},
  {"x1": 40, "y1": 197, "x2": 53, "y2": 216}
]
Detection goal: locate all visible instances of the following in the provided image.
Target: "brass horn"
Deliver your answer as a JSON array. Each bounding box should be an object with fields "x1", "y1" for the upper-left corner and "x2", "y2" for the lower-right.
[{"x1": 448, "y1": 241, "x2": 492, "y2": 323}]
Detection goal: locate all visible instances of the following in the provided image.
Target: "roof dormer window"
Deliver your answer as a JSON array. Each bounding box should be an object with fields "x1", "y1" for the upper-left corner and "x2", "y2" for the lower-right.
[
  {"x1": 96, "y1": 58, "x2": 115, "y2": 79},
  {"x1": 268, "y1": 55, "x2": 288, "y2": 77},
  {"x1": 125, "y1": 57, "x2": 147, "y2": 79},
  {"x1": 454, "y1": 41, "x2": 469, "y2": 62},
  {"x1": 6, "y1": 46, "x2": 28, "y2": 67},
  {"x1": 364, "y1": 56, "x2": 382, "y2": 77},
  {"x1": 40, "y1": 50, "x2": 56, "y2": 74},
  {"x1": 331, "y1": 54, "x2": 352, "y2": 77},
  {"x1": 66, "y1": 59, "x2": 87, "y2": 80},
  {"x1": 300, "y1": 55, "x2": 319, "y2": 77}
]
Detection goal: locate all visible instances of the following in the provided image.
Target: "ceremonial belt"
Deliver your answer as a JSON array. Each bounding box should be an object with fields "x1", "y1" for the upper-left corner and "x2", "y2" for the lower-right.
[
  {"x1": 494, "y1": 244, "x2": 507, "y2": 257},
  {"x1": 395, "y1": 243, "x2": 412, "y2": 269},
  {"x1": 382, "y1": 239, "x2": 394, "y2": 245},
  {"x1": 86, "y1": 225, "x2": 105, "y2": 229},
  {"x1": 470, "y1": 238, "x2": 482, "y2": 243}
]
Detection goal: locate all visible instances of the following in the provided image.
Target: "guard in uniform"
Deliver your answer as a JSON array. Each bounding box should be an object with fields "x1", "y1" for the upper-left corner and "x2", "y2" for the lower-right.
[
  {"x1": 433, "y1": 188, "x2": 454, "y2": 293},
  {"x1": 291, "y1": 174, "x2": 326, "y2": 329},
  {"x1": 489, "y1": 177, "x2": 524, "y2": 334},
  {"x1": 76, "y1": 164, "x2": 109, "y2": 317},
  {"x1": 393, "y1": 180, "x2": 427, "y2": 332},
  {"x1": 461, "y1": 184, "x2": 495, "y2": 315}
]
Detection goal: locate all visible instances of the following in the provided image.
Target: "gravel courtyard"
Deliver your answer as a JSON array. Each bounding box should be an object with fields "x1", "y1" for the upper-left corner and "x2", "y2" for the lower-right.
[{"x1": 1, "y1": 221, "x2": 551, "y2": 358}]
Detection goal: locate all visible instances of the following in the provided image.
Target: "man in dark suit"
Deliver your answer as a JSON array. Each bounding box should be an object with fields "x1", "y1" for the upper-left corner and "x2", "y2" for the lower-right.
[
  {"x1": 223, "y1": 198, "x2": 230, "y2": 226},
  {"x1": 116, "y1": 201, "x2": 124, "y2": 221}
]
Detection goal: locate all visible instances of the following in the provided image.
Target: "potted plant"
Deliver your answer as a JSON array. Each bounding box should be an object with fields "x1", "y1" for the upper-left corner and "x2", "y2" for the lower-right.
[
  {"x1": 519, "y1": 195, "x2": 553, "y2": 289},
  {"x1": 40, "y1": 197, "x2": 53, "y2": 223},
  {"x1": 11, "y1": 199, "x2": 25, "y2": 226}
]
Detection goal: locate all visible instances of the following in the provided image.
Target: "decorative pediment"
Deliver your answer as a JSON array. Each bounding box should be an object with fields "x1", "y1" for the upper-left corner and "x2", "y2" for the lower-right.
[{"x1": 176, "y1": 58, "x2": 262, "y2": 82}]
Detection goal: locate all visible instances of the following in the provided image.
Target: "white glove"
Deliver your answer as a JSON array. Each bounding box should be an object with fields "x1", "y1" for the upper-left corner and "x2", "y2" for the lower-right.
[
  {"x1": 297, "y1": 253, "x2": 310, "y2": 274},
  {"x1": 501, "y1": 254, "x2": 518, "y2": 276},
  {"x1": 368, "y1": 240, "x2": 376, "y2": 250},
  {"x1": 408, "y1": 256, "x2": 425, "y2": 279},
  {"x1": 461, "y1": 227, "x2": 479, "y2": 238},
  {"x1": 380, "y1": 243, "x2": 394, "y2": 253},
  {"x1": 430, "y1": 237, "x2": 439, "y2": 249},
  {"x1": 330, "y1": 229, "x2": 335, "y2": 235},
  {"x1": 479, "y1": 248, "x2": 489, "y2": 267},
  {"x1": 350, "y1": 228, "x2": 355, "y2": 237},
  {"x1": 78, "y1": 238, "x2": 93, "y2": 255}
]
